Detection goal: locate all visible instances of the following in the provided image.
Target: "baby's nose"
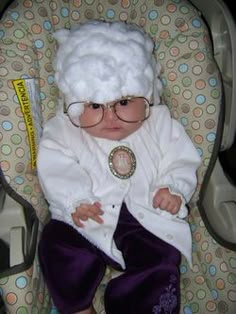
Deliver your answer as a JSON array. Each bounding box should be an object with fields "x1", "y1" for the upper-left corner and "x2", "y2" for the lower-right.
[{"x1": 103, "y1": 106, "x2": 118, "y2": 121}]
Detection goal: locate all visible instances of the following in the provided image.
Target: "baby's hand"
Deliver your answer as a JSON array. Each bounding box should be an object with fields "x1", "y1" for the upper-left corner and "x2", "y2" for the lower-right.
[
  {"x1": 71, "y1": 201, "x2": 104, "y2": 228},
  {"x1": 153, "y1": 188, "x2": 182, "y2": 215}
]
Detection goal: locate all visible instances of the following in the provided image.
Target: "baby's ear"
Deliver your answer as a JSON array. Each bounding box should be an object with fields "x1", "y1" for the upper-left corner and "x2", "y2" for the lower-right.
[{"x1": 53, "y1": 29, "x2": 70, "y2": 44}]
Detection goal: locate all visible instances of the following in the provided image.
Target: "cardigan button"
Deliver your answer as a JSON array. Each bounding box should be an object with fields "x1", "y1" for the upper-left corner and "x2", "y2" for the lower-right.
[
  {"x1": 166, "y1": 234, "x2": 173, "y2": 240},
  {"x1": 138, "y1": 212, "x2": 144, "y2": 219}
]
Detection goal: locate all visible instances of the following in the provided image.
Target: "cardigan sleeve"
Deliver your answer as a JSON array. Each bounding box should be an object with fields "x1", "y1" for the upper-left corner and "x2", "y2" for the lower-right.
[
  {"x1": 37, "y1": 113, "x2": 99, "y2": 224},
  {"x1": 153, "y1": 105, "x2": 201, "y2": 215}
]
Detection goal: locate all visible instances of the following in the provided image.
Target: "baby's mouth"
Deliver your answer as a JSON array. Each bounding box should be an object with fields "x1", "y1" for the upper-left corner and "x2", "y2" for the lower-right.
[{"x1": 103, "y1": 124, "x2": 122, "y2": 130}]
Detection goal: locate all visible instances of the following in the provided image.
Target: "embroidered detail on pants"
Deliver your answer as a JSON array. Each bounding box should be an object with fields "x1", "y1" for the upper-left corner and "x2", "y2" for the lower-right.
[{"x1": 152, "y1": 275, "x2": 178, "y2": 314}]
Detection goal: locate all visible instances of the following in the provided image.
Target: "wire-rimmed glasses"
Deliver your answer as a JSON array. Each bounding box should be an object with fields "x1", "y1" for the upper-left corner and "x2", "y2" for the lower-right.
[{"x1": 64, "y1": 96, "x2": 153, "y2": 128}]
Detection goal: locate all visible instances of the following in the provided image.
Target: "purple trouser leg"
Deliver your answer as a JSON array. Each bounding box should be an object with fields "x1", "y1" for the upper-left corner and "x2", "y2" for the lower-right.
[
  {"x1": 39, "y1": 203, "x2": 181, "y2": 313},
  {"x1": 105, "y1": 203, "x2": 181, "y2": 314},
  {"x1": 38, "y1": 219, "x2": 119, "y2": 313}
]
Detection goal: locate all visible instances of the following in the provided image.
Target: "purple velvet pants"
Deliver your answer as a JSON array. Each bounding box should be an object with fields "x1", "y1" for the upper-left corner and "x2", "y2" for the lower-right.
[{"x1": 39, "y1": 203, "x2": 181, "y2": 314}]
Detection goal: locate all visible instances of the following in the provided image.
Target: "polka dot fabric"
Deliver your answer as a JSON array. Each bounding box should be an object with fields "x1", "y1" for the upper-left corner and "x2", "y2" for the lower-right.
[{"x1": 0, "y1": 0, "x2": 235, "y2": 313}]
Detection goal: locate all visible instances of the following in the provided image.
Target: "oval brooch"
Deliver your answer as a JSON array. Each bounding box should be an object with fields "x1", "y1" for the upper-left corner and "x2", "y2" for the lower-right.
[{"x1": 108, "y1": 146, "x2": 136, "y2": 179}]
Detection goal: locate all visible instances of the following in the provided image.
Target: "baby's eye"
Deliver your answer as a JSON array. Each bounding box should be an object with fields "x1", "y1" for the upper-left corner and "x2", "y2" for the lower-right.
[
  {"x1": 119, "y1": 99, "x2": 129, "y2": 106},
  {"x1": 89, "y1": 103, "x2": 102, "y2": 110}
]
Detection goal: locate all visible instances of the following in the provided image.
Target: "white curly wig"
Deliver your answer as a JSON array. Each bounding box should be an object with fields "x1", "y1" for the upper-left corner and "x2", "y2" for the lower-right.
[{"x1": 53, "y1": 20, "x2": 162, "y2": 115}]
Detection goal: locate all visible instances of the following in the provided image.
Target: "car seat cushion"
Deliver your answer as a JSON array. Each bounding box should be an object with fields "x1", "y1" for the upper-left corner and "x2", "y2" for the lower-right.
[{"x1": 0, "y1": 1, "x2": 229, "y2": 313}]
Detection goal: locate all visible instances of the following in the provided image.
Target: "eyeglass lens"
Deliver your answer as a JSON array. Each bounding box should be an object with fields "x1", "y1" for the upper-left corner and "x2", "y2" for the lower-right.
[{"x1": 67, "y1": 97, "x2": 150, "y2": 128}]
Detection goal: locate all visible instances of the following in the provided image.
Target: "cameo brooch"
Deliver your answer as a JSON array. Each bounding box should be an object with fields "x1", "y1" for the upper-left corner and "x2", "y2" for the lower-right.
[{"x1": 108, "y1": 146, "x2": 136, "y2": 179}]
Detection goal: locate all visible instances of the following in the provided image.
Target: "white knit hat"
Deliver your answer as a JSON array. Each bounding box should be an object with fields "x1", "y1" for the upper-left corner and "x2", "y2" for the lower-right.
[{"x1": 53, "y1": 20, "x2": 162, "y2": 115}]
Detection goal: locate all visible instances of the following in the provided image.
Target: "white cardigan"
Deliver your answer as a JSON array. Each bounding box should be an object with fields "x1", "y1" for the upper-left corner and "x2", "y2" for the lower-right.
[{"x1": 37, "y1": 104, "x2": 201, "y2": 269}]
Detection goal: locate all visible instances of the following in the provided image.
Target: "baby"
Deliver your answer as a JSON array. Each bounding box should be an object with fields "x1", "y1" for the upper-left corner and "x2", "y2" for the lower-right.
[{"x1": 37, "y1": 21, "x2": 201, "y2": 314}]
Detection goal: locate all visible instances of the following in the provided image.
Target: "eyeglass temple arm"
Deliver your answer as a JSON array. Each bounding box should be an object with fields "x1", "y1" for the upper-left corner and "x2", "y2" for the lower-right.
[{"x1": 63, "y1": 103, "x2": 67, "y2": 114}]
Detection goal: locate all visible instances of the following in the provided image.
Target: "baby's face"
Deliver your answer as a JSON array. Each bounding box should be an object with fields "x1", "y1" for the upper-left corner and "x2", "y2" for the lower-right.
[{"x1": 79, "y1": 100, "x2": 145, "y2": 140}]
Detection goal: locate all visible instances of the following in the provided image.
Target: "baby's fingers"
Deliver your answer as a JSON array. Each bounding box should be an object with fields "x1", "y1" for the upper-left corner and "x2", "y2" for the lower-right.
[
  {"x1": 93, "y1": 202, "x2": 104, "y2": 216},
  {"x1": 88, "y1": 203, "x2": 104, "y2": 224},
  {"x1": 75, "y1": 202, "x2": 104, "y2": 225},
  {"x1": 153, "y1": 193, "x2": 165, "y2": 208},
  {"x1": 165, "y1": 201, "x2": 179, "y2": 214},
  {"x1": 71, "y1": 212, "x2": 85, "y2": 228},
  {"x1": 88, "y1": 211, "x2": 104, "y2": 224}
]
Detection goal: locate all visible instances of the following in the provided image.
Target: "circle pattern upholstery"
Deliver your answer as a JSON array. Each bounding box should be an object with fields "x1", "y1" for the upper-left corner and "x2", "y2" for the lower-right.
[{"x1": 0, "y1": 0, "x2": 235, "y2": 313}]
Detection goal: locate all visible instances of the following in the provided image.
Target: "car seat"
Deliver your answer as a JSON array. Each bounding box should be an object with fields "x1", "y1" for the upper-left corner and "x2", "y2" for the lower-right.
[{"x1": 0, "y1": 0, "x2": 236, "y2": 313}]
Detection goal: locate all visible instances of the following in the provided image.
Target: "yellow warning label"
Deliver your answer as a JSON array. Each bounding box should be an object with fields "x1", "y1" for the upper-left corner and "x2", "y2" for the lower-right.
[{"x1": 13, "y1": 79, "x2": 37, "y2": 169}]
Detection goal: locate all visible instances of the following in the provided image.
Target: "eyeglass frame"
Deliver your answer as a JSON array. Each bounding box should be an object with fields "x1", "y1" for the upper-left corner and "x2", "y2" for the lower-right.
[{"x1": 63, "y1": 96, "x2": 153, "y2": 128}]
